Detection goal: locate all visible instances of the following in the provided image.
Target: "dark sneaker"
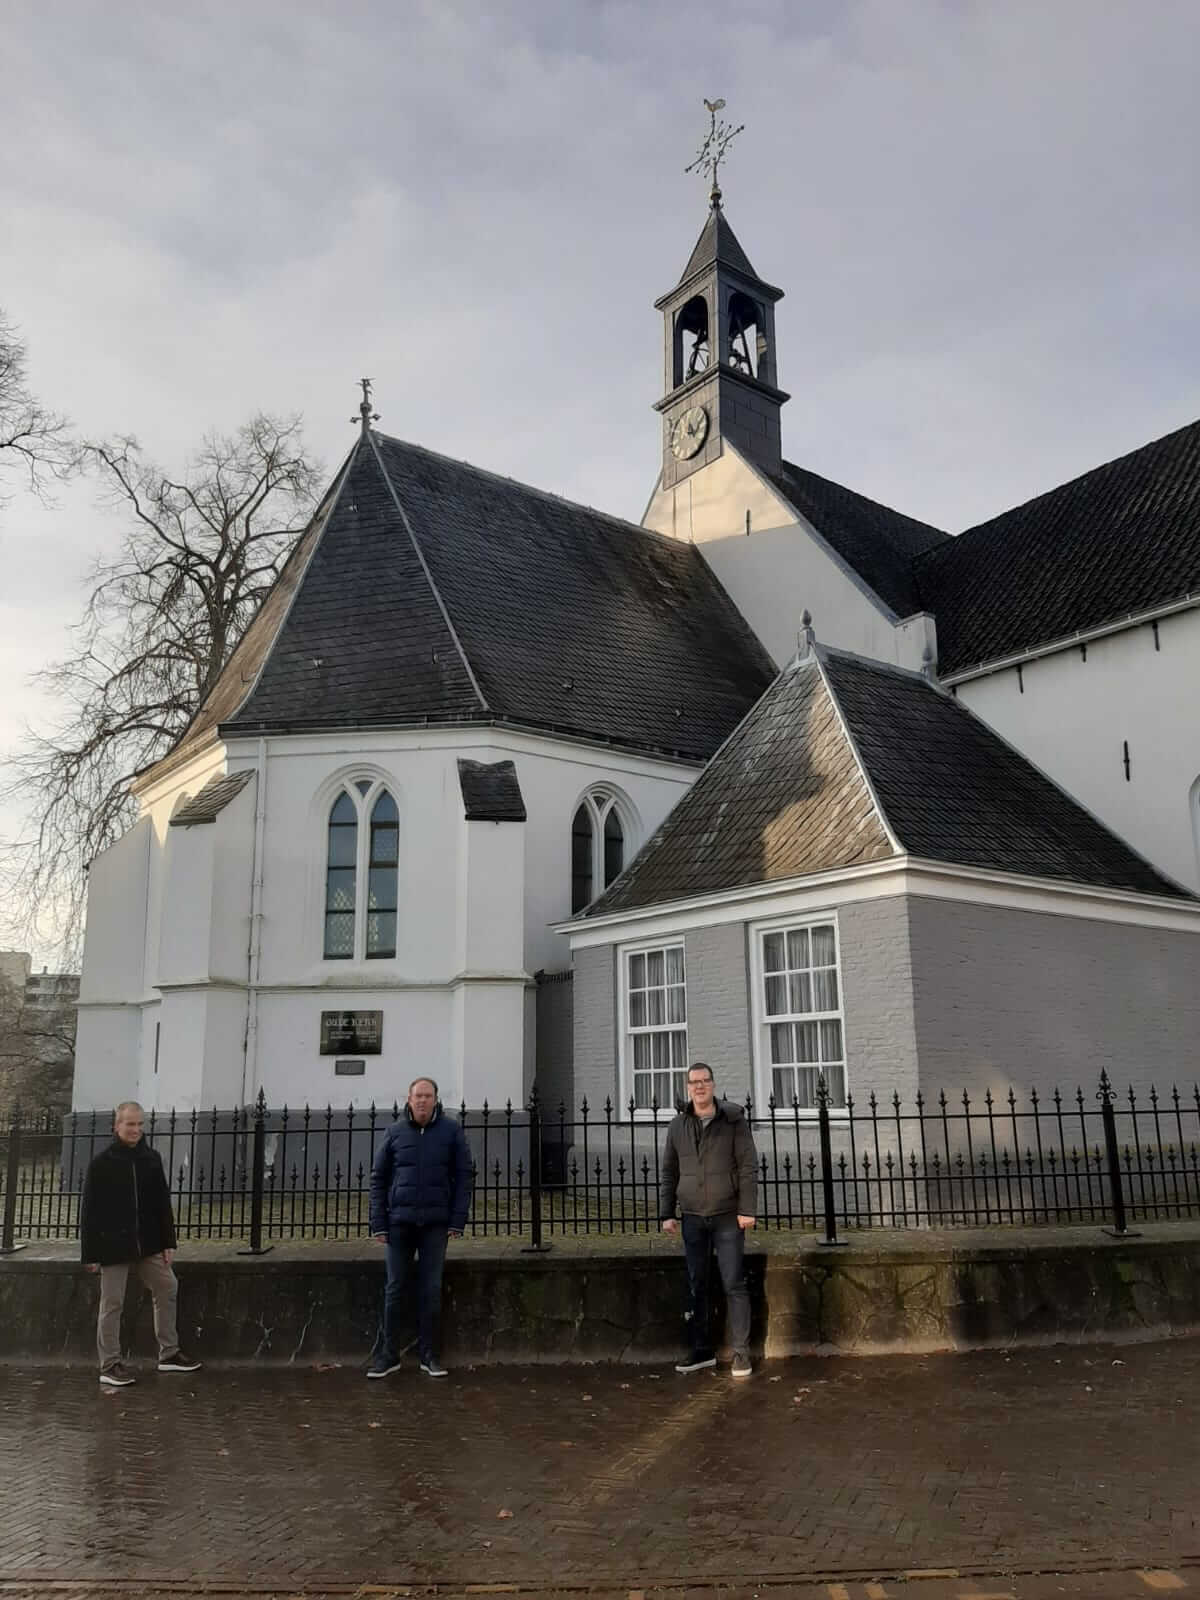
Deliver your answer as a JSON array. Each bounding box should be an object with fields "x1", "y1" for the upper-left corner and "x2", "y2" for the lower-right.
[
  {"x1": 158, "y1": 1351, "x2": 202, "y2": 1373},
  {"x1": 674, "y1": 1351, "x2": 717, "y2": 1374},
  {"x1": 731, "y1": 1352, "x2": 753, "y2": 1379},
  {"x1": 99, "y1": 1363, "x2": 137, "y2": 1387},
  {"x1": 419, "y1": 1358, "x2": 448, "y2": 1377},
  {"x1": 367, "y1": 1355, "x2": 402, "y2": 1379}
]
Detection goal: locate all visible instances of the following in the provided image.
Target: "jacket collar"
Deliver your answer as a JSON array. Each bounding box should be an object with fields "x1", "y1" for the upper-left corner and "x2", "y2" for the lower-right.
[
  {"x1": 404, "y1": 1104, "x2": 442, "y2": 1128},
  {"x1": 685, "y1": 1098, "x2": 726, "y2": 1121},
  {"x1": 108, "y1": 1135, "x2": 148, "y2": 1157}
]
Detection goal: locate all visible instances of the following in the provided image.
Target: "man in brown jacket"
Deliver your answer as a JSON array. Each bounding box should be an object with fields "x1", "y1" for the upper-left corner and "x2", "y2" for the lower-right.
[{"x1": 660, "y1": 1062, "x2": 758, "y2": 1377}]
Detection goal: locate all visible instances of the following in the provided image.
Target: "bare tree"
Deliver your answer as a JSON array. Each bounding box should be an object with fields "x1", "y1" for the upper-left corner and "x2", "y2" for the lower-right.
[
  {"x1": 0, "y1": 309, "x2": 75, "y2": 504},
  {"x1": 1, "y1": 414, "x2": 321, "y2": 955}
]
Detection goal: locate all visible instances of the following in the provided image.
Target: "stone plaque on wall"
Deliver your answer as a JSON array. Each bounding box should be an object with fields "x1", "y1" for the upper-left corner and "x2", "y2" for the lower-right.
[{"x1": 320, "y1": 1010, "x2": 383, "y2": 1055}]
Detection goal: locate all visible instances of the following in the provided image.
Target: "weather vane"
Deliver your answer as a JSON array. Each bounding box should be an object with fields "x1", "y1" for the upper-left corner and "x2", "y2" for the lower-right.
[
  {"x1": 685, "y1": 97, "x2": 744, "y2": 209},
  {"x1": 352, "y1": 377, "x2": 380, "y2": 435}
]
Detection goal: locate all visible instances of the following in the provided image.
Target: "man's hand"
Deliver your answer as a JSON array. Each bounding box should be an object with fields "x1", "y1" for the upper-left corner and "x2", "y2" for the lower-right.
[
  {"x1": 449, "y1": 1229, "x2": 463, "y2": 1239},
  {"x1": 85, "y1": 1263, "x2": 98, "y2": 1274},
  {"x1": 162, "y1": 1249, "x2": 174, "y2": 1266},
  {"x1": 737, "y1": 1215, "x2": 757, "y2": 1230},
  {"x1": 661, "y1": 1218, "x2": 679, "y2": 1234},
  {"x1": 373, "y1": 1233, "x2": 387, "y2": 1243}
]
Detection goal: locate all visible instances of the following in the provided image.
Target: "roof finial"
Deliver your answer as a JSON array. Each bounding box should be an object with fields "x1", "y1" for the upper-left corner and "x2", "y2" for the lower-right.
[
  {"x1": 795, "y1": 608, "x2": 816, "y2": 662},
  {"x1": 352, "y1": 377, "x2": 380, "y2": 436},
  {"x1": 685, "y1": 97, "x2": 744, "y2": 211}
]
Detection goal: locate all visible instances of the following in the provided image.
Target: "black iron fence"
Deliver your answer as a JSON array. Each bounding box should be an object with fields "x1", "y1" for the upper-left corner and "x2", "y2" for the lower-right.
[{"x1": 2, "y1": 1071, "x2": 1197, "y2": 1253}]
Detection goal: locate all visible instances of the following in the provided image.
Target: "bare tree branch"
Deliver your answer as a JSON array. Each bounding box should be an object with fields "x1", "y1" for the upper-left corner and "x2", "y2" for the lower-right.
[
  {"x1": 0, "y1": 413, "x2": 321, "y2": 958},
  {"x1": 0, "y1": 309, "x2": 75, "y2": 504}
]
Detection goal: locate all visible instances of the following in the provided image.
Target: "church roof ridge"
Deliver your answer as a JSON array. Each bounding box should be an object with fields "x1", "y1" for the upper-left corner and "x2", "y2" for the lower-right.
[
  {"x1": 914, "y1": 414, "x2": 1200, "y2": 674},
  {"x1": 366, "y1": 430, "x2": 489, "y2": 713},
  {"x1": 371, "y1": 428, "x2": 690, "y2": 554},
  {"x1": 936, "y1": 414, "x2": 1200, "y2": 550},
  {"x1": 138, "y1": 437, "x2": 363, "y2": 785}
]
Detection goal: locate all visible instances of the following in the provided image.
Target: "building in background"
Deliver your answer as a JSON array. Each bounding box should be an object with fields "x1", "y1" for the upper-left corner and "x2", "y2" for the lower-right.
[{"x1": 0, "y1": 951, "x2": 79, "y2": 1110}]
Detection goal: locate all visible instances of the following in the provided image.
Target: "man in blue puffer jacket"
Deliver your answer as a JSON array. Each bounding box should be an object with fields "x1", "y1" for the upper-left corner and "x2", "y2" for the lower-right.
[{"x1": 367, "y1": 1076, "x2": 471, "y2": 1378}]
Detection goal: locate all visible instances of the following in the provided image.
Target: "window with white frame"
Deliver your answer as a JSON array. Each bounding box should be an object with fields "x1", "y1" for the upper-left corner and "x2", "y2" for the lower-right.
[
  {"x1": 571, "y1": 788, "x2": 628, "y2": 913},
  {"x1": 758, "y1": 921, "x2": 846, "y2": 1108},
  {"x1": 624, "y1": 943, "x2": 688, "y2": 1110},
  {"x1": 322, "y1": 781, "x2": 399, "y2": 961}
]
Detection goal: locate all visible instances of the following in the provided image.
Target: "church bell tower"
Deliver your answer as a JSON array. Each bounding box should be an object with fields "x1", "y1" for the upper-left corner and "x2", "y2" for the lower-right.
[{"x1": 655, "y1": 103, "x2": 788, "y2": 490}]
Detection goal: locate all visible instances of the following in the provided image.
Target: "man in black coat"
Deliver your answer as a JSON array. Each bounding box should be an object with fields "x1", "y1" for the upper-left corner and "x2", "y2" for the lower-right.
[
  {"x1": 660, "y1": 1062, "x2": 758, "y2": 1378},
  {"x1": 368, "y1": 1076, "x2": 471, "y2": 1379},
  {"x1": 81, "y1": 1101, "x2": 201, "y2": 1387}
]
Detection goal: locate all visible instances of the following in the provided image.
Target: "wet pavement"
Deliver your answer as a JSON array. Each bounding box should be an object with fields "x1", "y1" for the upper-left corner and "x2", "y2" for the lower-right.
[{"x1": 1, "y1": 1338, "x2": 1198, "y2": 1594}]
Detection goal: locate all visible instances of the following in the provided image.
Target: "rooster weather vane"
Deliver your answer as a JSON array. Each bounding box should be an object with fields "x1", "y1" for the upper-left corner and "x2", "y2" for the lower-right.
[{"x1": 685, "y1": 97, "x2": 744, "y2": 209}]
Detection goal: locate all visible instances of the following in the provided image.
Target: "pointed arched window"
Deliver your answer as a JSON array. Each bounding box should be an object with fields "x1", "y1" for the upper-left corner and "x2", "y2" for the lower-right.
[
  {"x1": 324, "y1": 792, "x2": 358, "y2": 959},
  {"x1": 367, "y1": 791, "x2": 399, "y2": 959},
  {"x1": 571, "y1": 804, "x2": 594, "y2": 915},
  {"x1": 322, "y1": 782, "x2": 400, "y2": 960},
  {"x1": 571, "y1": 789, "x2": 631, "y2": 913}
]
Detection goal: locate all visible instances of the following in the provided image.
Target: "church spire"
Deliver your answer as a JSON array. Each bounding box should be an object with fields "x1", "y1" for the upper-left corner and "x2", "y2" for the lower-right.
[{"x1": 654, "y1": 103, "x2": 788, "y2": 489}]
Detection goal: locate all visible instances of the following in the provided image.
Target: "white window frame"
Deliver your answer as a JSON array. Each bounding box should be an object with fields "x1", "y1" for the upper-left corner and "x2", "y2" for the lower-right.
[
  {"x1": 750, "y1": 912, "x2": 848, "y2": 1116},
  {"x1": 321, "y1": 778, "x2": 400, "y2": 964},
  {"x1": 618, "y1": 938, "x2": 688, "y2": 1117}
]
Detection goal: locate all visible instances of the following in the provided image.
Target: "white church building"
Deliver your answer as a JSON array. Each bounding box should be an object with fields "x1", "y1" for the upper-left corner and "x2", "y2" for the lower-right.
[{"x1": 74, "y1": 191, "x2": 1200, "y2": 1119}]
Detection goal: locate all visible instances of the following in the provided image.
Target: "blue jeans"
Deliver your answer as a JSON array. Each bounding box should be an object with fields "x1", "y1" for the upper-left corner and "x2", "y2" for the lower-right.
[
  {"x1": 681, "y1": 1211, "x2": 751, "y2": 1357},
  {"x1": 381, "y1": 1224, "x2": 449, "y2": 1364}
]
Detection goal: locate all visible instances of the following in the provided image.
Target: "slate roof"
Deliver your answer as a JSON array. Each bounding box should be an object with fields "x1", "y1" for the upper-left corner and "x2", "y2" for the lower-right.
[
  {"x1": 179, "y1": 432, "x2": 774, "y2": 766},
  {"x1": 770, "y1": 460, "x2": 948, "y2": 618},
  {"x1": 672, "y1": 204, "x2": 766, "y2": 291},
  {"x1": 582, "y1": 647, "x2": 1190, "y2": 917},
  {"x1": 915, "y1": 418, "x2": 1200, "y2": 674},
  {"x1": 169, "y1": 769, "x2": 255, "y2": 826},
  {"x1": 821, "y1": 652, "x2": 1187, "y2": 897},
  {"x1": 457, "y1": 759, "x2": 526, "y2": 822}
]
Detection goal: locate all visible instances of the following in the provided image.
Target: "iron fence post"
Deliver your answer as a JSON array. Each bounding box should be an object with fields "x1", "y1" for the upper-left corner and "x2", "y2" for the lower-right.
[
  {"x1": 237, "y1": 1090, "x2": 273, "y2": 1256},
  {"x1": 521, "y1": 1085, "x2": 551, "y2": 1254},
  {"x1": 816, "y1": 1076, "x2": 846, "y2": 1247},
  {"x1": 1, "y1": 1106, "x2": 27, "y2": 1254},
  {"x1": 1099, "y1": 1071, "x2": 1140, "y2": 1239}
]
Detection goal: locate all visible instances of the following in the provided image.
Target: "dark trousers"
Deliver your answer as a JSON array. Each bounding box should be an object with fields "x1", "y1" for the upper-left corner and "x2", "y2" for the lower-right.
[
  {"x1": 681, "y1": 1211, "x2": 751, "y2": 1357},
  {"x1": 381, "y1": 1223, "x2": 449, "y2": 1363}
]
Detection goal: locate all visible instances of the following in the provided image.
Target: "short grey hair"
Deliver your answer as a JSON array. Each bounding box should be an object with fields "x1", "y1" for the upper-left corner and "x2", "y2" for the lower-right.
[
  {"x1": 408, "y1": 1077, "x2": 439, "y2": 1098},
  {"x1": 686, "y1": 1063, "x2": 714, "y2": 1082},
  {"x1": 113, "y1": 1101, "x2": 144, "y2": 1121}
]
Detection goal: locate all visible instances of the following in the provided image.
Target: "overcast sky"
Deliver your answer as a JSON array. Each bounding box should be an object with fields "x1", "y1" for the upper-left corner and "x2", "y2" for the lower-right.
[{"x1": 2, "y1": 0, "x2": 1198, "y2": 952}]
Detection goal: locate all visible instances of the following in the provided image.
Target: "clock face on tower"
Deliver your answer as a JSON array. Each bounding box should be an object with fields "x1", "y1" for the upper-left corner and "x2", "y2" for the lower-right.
[{"x1": 670, "y1": 404, "x2": 709, "y2": 461}]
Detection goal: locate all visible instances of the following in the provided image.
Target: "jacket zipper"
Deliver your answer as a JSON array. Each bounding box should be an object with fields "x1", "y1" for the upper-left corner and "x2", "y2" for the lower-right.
[{"x1": 131, "y1": 1159, "x2": 142, "y2": 1257}]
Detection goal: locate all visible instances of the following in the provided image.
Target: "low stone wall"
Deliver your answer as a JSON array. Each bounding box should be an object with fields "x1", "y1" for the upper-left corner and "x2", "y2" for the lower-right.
[{"x1": 4, "y1": 1223, "x2": 1200, "y2": 1367}]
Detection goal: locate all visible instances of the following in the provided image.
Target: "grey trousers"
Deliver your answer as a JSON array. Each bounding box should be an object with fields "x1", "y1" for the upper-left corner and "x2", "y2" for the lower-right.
[{"x1": 97, "y1": 1253, "x2": 180, "y2": 1370}]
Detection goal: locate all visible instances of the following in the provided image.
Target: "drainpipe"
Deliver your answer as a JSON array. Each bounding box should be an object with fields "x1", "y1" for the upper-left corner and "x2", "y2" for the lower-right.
[{"x1": 241, "y1": 737, "x2": 268, "y2": 1108}]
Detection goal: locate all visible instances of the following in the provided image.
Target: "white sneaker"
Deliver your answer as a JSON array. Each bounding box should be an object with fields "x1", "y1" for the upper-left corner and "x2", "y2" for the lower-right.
[
  {"x1": 100, "y1": 1363, "x2": 137, "y2": 1387},
  {"x1": 731, "y1": 1353, "x2": 753, "y2": 1379},
  {"x1": 420, "y1": 1359, "x2": 448, "y2": 1377}
]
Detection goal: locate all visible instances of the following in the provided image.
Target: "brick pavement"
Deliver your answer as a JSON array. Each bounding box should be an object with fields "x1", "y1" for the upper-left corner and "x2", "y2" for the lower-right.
[{"x1": 1, "y1": 1339, "x2": 1198, "y2": 1591}]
